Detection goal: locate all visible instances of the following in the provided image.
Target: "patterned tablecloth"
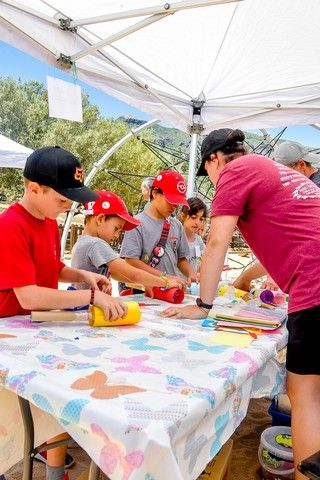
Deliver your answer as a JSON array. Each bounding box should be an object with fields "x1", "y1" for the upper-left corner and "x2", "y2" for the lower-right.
[{"x1": 0, "y1": 294, "x2": 287, "y2": 479}]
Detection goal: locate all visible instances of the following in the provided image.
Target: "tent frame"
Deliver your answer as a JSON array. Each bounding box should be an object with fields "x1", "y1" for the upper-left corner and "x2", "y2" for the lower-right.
[{"x1": 60, "y1": 118, "x2": 159, "y2": 257}]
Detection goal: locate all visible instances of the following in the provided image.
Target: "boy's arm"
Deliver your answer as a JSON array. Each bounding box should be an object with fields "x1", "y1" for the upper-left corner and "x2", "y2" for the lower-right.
[
  {"x1": 123, "y1": 258, "x2": 187, "y2": 288},
  {"x1": 108, "y1": 258, "x2": 185, "y2": 290},
  {"x1": 14, "y1": 285, "x2": 127, "y2": 320},
  {"x1": 59, "y1": 266, "x2": 111, "y2": 293},
  {"x1": 177, "y1": 257, "x2": 197, "y2": 282},
  {"x1": 176, "y1": 223, "x2": 196, "y2": 282},
  {"x1": 124, "y1": 257, "x2": 163, "y2": 276},
  {"x1": 233, "y1": 262, "x2": 267, "y2": 291}
]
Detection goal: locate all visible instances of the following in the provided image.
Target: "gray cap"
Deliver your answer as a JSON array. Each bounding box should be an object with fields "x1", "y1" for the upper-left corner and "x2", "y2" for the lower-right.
[{"x1": 273, "y1": 141, "x2": 320, "y2": 166}]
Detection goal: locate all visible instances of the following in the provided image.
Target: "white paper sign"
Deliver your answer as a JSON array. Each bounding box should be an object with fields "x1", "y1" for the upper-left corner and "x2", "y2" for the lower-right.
[{"x1": 47, "y1": 76, "x2": 83, "y2": 122}]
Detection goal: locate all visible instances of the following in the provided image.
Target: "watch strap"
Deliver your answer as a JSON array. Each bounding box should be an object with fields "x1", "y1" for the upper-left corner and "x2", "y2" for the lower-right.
[{"x1": 196, "y1": 297, "x2": 213, "y2": 310}]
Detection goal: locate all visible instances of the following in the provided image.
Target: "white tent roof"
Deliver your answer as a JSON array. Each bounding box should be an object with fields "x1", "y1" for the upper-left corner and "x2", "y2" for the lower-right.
[
  {"x1": 0, "y1": 133, "x2": 33, "y2": 168},
  {"x1": 1, "y1": 0, "x2": 320, "y2": 134}
]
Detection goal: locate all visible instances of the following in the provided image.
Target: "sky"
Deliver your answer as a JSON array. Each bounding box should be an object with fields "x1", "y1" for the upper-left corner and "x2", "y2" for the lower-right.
[{"x1": 1, "y1": 40, "x2": 320, "y2": 148}]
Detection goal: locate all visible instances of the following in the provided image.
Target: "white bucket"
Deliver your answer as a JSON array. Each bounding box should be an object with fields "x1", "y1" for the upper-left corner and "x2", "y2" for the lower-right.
[{"x1": 258, "y1": 426, "x2": 294, "y2": 480}]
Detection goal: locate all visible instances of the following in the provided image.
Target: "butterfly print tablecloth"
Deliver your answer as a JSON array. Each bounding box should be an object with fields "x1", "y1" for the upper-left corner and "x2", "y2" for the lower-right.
[{"x1": 0, "y1": 295, "x2": 287, "y2": 479}]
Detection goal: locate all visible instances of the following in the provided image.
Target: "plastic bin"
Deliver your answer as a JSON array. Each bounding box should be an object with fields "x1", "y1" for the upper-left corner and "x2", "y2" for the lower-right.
[
  {"x1": 268, "y1": 397, "x2": 291, "y2": 427},
  {"x1": 258, "y1": 426, "x2": 294, "y2": 479}
]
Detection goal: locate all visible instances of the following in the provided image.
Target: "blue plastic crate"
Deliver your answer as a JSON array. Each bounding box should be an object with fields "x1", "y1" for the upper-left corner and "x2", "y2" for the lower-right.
[{"x1": 268, "y1": 397, "x2": 291, "y2": 427}]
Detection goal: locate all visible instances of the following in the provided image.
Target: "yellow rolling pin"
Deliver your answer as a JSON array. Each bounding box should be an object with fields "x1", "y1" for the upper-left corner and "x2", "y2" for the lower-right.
[
  {"x1": 89, "y1": 301, "x2": 141, "y2": 327},
  {"x1": 31, "y1": 301, "x2": 141, "y2": 327}
]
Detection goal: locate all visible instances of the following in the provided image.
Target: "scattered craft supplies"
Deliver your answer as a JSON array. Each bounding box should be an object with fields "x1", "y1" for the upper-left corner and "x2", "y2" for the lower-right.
[{"x1": 209, "y1": 302, "x2": 287, "y2": 330}]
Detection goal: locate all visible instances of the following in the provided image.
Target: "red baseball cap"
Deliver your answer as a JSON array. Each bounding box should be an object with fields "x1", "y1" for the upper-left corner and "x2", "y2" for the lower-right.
[
  {"x1": 152, "y1": 170, "x2": 188, "y2": 207},
  {"x1": 83, "y1": 190, "x2": 141, "y2": 231}
]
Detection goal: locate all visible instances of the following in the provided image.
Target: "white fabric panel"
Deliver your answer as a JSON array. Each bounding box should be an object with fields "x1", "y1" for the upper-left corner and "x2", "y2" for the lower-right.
[
  {"x1": 0, "y1": 134, "x2": 32, "y2": 169},
  {"x1": 0, "y1": 0, "x2": 320, "y2": 132}
]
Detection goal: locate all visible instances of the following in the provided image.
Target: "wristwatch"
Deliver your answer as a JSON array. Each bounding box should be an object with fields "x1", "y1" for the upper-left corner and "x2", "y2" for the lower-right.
[{"x1": 196, "y1": 297, "x2": 213, "y2": 311}]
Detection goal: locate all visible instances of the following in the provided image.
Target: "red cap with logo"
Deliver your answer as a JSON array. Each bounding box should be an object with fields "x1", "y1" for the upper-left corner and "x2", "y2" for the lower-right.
[
  {"x1": 83, "y1": 190, "x2": 141, "y2": 231},
  {"x1": 152, "y1": 170, "x2": 188, "y2": 207}
]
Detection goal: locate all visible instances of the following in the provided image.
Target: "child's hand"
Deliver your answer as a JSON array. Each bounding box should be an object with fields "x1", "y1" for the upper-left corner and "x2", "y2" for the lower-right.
[
  {"x1": 97, "y1": 277, "x2": 112, "y2": 295},
  {"x1": 233, "y1": 276, "x2": 251, "y2": 292},
  {"x1": 167, "y1": 275, "x2": 186, "y2": 290},
  {"x1": 80, "y1": 270, "x2": 111, "y2": 294},
  {"x1": 94, "y1": 290, "x2": 128, "y2": 321},
  {"x1": 187, "y1": 273, "x2": 198, "y2": 284},
  {"x1": 144, "y1": 287, "x2": 154, "y2": 298},
  {"x1": 262, "y1": 275, "x2": 279, "y2": 291}
]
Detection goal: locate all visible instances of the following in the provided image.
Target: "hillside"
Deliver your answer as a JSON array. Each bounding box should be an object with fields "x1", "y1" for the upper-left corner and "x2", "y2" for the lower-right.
[{"x1": 118, "y1": 115, "x2": 278, "y2": 156}]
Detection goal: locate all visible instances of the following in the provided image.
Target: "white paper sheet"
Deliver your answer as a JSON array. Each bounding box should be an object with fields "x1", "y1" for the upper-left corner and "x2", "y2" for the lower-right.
[{"x1": 47, "y1": 76, "x2": 83, "y2": 123}]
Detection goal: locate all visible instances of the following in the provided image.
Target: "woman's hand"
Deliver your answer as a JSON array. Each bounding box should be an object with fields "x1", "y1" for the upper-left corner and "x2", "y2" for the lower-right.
[{"x1": 160, "y1": 304, "x2": 208, "y2": 319}]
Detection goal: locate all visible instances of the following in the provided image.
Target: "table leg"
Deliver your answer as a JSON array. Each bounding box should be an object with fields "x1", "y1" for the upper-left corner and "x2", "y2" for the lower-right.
[
  {"x1": 88, "y1": 461, "x2": 102, "y2": 480},
  {"x1": 18, "y1": 397, "x2": 34, "y2": 480}
]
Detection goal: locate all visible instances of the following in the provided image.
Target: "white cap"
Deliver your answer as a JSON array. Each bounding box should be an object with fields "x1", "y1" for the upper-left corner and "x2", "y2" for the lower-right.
[{"x1": 273, "y1": 141, "x2": 320, "y2": 166}]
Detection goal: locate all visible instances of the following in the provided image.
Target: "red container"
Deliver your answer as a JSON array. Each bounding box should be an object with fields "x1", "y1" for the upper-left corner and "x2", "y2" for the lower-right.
[{"x1": 147, "y1": 287, "x2": 184, "y2": 304}]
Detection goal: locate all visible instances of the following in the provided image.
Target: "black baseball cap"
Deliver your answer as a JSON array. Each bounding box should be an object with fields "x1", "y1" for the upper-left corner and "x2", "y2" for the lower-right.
[
  {"x1": 23, "y1": 146, "x2": 99, "y2": 203},
  {"x1": 197, "y1": 128, "x2": 233, "y2": 176}
]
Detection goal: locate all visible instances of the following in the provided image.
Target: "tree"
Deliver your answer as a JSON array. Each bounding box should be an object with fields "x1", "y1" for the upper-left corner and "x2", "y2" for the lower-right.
[{"x1": 0, "y1": 77, "x2": 162, "y2": 207}]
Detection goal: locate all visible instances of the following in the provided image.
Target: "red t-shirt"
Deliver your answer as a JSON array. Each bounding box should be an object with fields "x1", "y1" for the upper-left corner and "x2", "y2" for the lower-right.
[
  {"x1": 211, "y1": 154, "x2": 320, "y2": 314},
  {"x1": 0, "y1": 203, "x2": 65, "y2": 317}
]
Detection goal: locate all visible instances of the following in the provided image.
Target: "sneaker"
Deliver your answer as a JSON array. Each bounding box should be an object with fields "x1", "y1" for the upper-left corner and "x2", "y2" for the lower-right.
[{"x1": 34, "y1": 451, "x2": 75, "y2": 469}]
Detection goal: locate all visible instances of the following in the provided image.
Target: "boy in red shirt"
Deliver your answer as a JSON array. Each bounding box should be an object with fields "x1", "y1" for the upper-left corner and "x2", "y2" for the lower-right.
[{"x1": 0, "y1": 146, "x2": 127, "y2": 480}]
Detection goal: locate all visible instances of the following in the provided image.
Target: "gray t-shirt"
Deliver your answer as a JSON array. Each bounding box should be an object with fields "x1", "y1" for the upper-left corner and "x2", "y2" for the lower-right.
[
  {"x1": 187, "y1": 234, "x2": 205, "y2": 273},
  {"x1": 309, "y1": 169, "x2": 320, "y2": 188},
  {"x1": 71, "y1": 234, "x2": 118, "y2": 289},
  {"x1": 120, "y1": 211, "x2": 189, "y2": 277}
]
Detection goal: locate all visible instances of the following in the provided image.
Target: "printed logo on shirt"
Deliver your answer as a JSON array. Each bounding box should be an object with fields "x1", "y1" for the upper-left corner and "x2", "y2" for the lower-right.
[{"x1": 274, "y1": 163, "x2": 320, "y2": 199}]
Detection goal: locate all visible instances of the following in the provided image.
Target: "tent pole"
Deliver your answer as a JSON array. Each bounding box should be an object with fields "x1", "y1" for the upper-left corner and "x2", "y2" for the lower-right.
[
  {"x1": 60, "y1": 118, "x2": 159, "y2": 258},
  {"x1": 187, "y1": 132, "x2": 198, "y2": 198},
  {"x1": 70, "y1": 0, "x2": 242, "y2": 28},
  {"x1": 186, "y1": 101, "x2": 204, "y2": 197}
]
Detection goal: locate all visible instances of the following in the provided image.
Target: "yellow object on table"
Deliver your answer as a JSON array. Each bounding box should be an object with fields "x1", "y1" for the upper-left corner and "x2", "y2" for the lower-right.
[
  {"x1": 89, "y1": 301, "x2": 141, "y2": 327},
  {"x1": 208, "y1": 331, "x2": 254, "y2": 348},
  {"x1": 217, "y1": 284, "x2": 256, "y2": 301}
]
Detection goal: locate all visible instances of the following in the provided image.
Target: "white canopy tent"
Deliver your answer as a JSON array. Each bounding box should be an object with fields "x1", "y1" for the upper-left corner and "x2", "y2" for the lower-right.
[
  {"x1": 0, "y1": 133, "x2": 33, "y2": 168},
  {"x1": 1, "y1": 0, "x2": 320, "y2": 193}
]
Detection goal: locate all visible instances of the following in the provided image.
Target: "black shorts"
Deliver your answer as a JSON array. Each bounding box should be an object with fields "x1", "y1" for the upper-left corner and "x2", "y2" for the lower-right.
[{"x1": 286, "y1": 305, "x2": 320, "y2": 375}]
